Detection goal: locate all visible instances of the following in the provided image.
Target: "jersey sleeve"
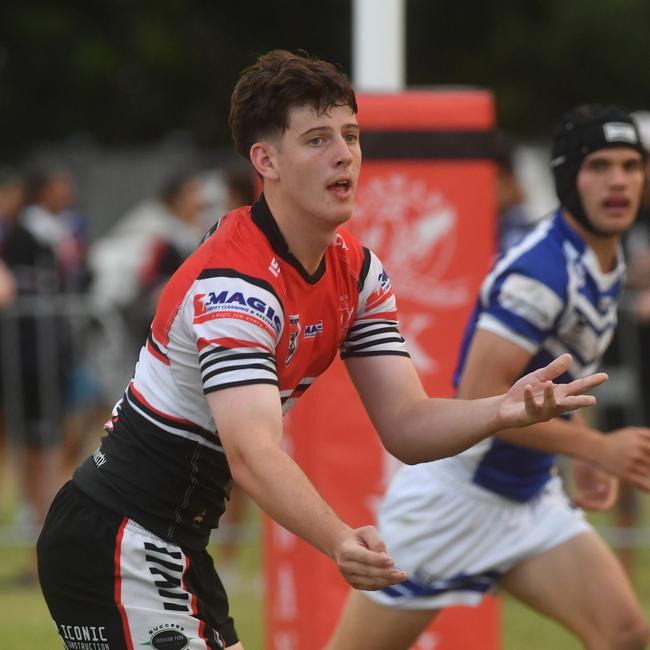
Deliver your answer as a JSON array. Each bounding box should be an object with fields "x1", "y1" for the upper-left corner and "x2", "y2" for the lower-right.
[
  {"x1": 476, "y1": 252, "x2": 567, "y2": 354},
  {"x1": 185, "y1": 270, "x2": 283, "y2": 393},
  {"x1": 340, "y1": 249, "x2": 410, "y2": 359}
]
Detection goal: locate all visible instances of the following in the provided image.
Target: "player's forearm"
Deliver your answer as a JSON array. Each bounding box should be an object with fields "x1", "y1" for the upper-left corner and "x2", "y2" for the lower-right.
[
  {"x1": 493, "y1": 418, "x2": 605, "y2": 460},
  {"x1": 379, "y1": 394, "x2": 508, "y2": 463},
  {"x1": 226, "y1": 440, "x2": 351, "y2": 559}
]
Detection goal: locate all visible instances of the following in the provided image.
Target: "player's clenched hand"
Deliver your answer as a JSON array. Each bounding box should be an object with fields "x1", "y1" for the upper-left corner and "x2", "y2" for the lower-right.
[
  {"x1": 332, "y1": 525, "x2": 407, "y2": 591},
  {"x1": 592, "y1": 427, "x2": 650, "y2": 492},
  {"x1": 498, "y1": 354, "x2": 608, "y2": 429}
]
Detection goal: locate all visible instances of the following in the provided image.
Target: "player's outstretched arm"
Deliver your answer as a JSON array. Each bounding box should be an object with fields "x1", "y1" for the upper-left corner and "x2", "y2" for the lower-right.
[
  {"x1": 344, "y1": 351, "x2": 607, "y2": 464},
  {"x1": 496, "y1": 353, "x2": 607, "y2": 429},
  {"x1": 207, "y1": 385, "x2": 406, "y2": 591}
]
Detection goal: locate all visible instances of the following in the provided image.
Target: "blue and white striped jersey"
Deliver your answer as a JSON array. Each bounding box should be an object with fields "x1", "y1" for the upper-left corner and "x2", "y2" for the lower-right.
[{"x1": 450, "y1": 209, "x2": 625, "y2": 501}]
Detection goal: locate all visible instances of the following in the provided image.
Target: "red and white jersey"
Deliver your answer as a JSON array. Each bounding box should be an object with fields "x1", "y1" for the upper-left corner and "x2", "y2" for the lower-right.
[{"x1": 75, "y1": 195, "x2": 409, "y2": 549}]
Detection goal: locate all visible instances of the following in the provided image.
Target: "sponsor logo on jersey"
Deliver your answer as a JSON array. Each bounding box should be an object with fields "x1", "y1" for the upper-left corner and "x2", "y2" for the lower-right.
[
  {"x1": 286, "y1": 314, "x2": 301, "y2": 365},
  {"x1": 304, "y1": 320, "x2": 323, "y2": 339},
  {"x1": 92, "y1": 446, "x2": 107, "y2": 468},
  {"x1": 143, "y1": 624, "x2": 192, "y2": 650},
  {"x1": 57, "y1": 623, "x2": 109, "y2": 650},
  {"x1": 334, "y1": 232, "x2": 348, "y2": 251},
  {"x1": 268, "y1": 257, "x2": 281, "y2": 277},
  {"x1": 193, "y1": 291, "x2": 282, "y2": 332},
  {"x1": 378, "y1": 268, "x2": 391, "y2": 291}
]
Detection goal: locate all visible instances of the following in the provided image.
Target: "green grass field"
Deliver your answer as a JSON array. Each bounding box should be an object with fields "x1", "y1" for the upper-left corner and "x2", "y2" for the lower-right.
[
  {"x1": 2, "y1": 515, "x2": 650, "y2": 650},
  {"x1": 2, "y1": 447, "x2": 650, "y2": 650}
]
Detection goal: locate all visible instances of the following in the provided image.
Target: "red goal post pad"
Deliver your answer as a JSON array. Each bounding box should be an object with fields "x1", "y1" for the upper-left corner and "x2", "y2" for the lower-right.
[{"x1": 264, "y1": 89, "x2": 499, "y2": 650}]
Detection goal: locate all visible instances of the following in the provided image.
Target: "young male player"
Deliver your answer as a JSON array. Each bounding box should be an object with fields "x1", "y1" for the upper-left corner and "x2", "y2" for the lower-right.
[
  {"x1": 328, "y1": 105, "x2": 650, "y2": 650},
  {"x1": 37, "y1": 53, "x2": 607, "y2": 650}
]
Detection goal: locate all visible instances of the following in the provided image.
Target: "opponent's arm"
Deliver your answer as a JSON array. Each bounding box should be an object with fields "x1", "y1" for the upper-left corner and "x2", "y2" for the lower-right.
[
  {"x1": 207, "y1": 385, "x2": 406, "y2": 590},
  {"x1": 344, "y1": 348, "x2": 606, "y2": 465}
]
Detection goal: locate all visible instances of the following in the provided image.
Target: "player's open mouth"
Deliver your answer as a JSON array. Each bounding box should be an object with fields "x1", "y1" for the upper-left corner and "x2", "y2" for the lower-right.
[
  {"x1": 328, "y1": 178, "x2": 353, "y2": 197},
  {"x1": 603, "y1": 197, "x2": 630, "y2": 211}
]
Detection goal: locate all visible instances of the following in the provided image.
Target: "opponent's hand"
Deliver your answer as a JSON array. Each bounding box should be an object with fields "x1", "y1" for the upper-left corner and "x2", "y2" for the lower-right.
[
  {"x1": 498, "y1": 354, "x2": 607, "y2": 429},
  {"x1": 333, "y1": 525, "x2": 407, "y2": 591},
  {"x1": 591, "y1": 427, "x2": 650, "y2": 492},
  {"x1": 572, "y1": 459, "x2": 619, "y2": 511}
]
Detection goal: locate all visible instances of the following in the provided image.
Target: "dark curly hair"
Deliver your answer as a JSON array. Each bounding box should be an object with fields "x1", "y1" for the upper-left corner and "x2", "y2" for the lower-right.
[{"x1": 229, "y1": 50, "x2": 357, "y2": 160}]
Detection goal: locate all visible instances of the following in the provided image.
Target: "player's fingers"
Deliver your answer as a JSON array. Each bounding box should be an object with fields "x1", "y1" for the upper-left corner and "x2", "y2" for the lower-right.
[
  {"x1": 628, "y1": 476, "x2": 650, "y2": 493},
  {"x1": 563, "y1": 372, "x2": 608, "y2": 396},
  {"x1": 355, "y1": 525, "x2": 388, "y2": 554},
  {"x1": 523, "y1": 384, "x2": 539, "y2": 416},
  {"x1": 343, "y1": 568, "x2": 407, "y2": 591},
  {"x1": 534, "y1": 353, "x2": 572, "y2": 382},
  {"x1": 341, "y1": 543, "x2": 395, "y2": 569},
  {"x1": 541, "y1": 381, "x2": 556, "y2": 415},
  {"x1": 554, "y1": 395, "x2": 597, "y2": 411}
]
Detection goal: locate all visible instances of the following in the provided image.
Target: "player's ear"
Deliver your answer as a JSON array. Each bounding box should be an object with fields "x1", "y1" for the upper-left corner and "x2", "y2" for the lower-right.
[{"x1": 250, "y1": 142, "x2": 280, "y2": 181}]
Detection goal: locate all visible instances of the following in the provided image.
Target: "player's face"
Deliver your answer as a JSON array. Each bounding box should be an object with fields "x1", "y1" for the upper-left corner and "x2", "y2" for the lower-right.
[
  {"x1": 272, "y1": 103, "x2": 361, "y2": 227},
  {"x1": 576, "y1": 148, "x2": 645, "y2": 236}
]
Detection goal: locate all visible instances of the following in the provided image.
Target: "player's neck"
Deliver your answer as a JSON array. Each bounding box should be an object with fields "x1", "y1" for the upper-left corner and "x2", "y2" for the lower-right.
[
  {"x1": 563, "y1": 211, "x2": 620, "y2": 273},
  {"x1": 264, "y1": 192, "x2": 338, "y2": 275}
]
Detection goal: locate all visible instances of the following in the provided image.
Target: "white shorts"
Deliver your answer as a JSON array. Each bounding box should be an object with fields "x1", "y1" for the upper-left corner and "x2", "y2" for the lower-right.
[{"x1": 365, "y1": 460, "x2": 592, "y2": 610}]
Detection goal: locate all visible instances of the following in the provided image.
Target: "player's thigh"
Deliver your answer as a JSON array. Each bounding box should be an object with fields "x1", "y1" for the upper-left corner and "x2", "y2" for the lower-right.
[
  {"x1": 501, "y1": 531, "x2": 644, "y2": 638},
  {"x1": 326, "y1": 589, "x2": 436, "y2": 650}
]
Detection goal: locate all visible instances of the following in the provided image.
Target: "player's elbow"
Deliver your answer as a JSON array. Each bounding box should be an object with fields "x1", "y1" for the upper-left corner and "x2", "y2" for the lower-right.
[{"x1": 380, "y1": 437, "x2": 423, "y2": 465}]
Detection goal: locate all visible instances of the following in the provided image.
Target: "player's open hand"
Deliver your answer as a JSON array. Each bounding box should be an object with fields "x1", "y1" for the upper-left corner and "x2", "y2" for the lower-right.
[
  {"x1": 333, "y1": 525, "x2": 407, "y2": 591},
  {"x1": 498, "y1": 354, "x2": 608, "y2": 429}
]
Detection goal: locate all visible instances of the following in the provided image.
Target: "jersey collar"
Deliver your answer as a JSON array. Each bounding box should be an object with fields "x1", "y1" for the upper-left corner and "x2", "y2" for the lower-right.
[{"x1": 250, "y1": 193, "x2": 326, "y2": 285}]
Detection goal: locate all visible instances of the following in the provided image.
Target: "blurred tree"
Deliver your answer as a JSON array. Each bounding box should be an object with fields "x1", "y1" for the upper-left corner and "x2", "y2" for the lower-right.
[{"x1": 0, "y1": 0, "x2": 649, "y2": 156}]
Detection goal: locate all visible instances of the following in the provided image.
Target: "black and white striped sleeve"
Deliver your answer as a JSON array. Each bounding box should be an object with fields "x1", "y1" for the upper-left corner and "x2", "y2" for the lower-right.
[
  {"x1": 340, "y1": 249, "x2": 410, "y2": 359},
  {"x1": 188, "y1": 270, "x2": 284, "y2": 393}
]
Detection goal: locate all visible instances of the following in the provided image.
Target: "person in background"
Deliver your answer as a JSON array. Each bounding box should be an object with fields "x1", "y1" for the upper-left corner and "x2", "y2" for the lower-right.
[
  {"x1": 608, "y1": 110, "x2": 650, "y2": 577},
  {"x1": 37, "y1": 51, "x2": 606, "y2": 649},
  {"x1": 495, "y1": 131, "x2": 536, "y2": 254},
  {"x1": 1, "y1": 165, "x2": 86, "y2": 582},
  {"x1": 89, "y1": 171, "x2": 206, "y2": 353},
  {"x1": 328, "y1": 105, "x2": 650, "y2": 650},
  {"x1": 0, "y1": 168, "x2": 21, "y2": 304}
]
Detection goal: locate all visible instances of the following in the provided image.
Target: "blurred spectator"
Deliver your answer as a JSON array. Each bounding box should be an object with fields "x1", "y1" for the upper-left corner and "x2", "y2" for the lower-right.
[
  {"x1": 599, "y1": 110, "x2": 650, "y2": 577},
  {"x1": 1, "y1": 165, "x2": 87, "y2": 569},
  {"x1": 494, "y1": 132, "x2": 536, "y2": 254},
  {"x1": 0, "y1": 169, "x2": 21, "y2": 305},
  {"x1": 224, "y1": 162, "x2": 258, "y2": 211},
  {"x1": 626, "y1": 111, "x2": 650, "y2": 315},
  {"x1": 89, "y1": 170, "x2": 206, "y2": 350}
]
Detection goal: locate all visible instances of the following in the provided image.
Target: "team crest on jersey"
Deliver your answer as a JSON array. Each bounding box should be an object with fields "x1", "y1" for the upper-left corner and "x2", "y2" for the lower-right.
[
  {"x1": 286, "y1": 314, "x2": 301, "y2": 365},
  {"x1": 338, "y1": 294, "x2": 354, "y2": 339}
]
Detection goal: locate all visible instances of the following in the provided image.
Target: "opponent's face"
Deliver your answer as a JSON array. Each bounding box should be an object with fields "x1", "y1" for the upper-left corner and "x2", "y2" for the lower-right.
[
  {"x1": 576, "y1": 147, "x2": 645, "y2": 236},
  {"x1": 269, "y1": 103, "x2": 361, "y2": 227}
]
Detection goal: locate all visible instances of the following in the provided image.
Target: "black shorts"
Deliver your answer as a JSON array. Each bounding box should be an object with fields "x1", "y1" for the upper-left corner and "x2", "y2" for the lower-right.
[{"x1": 37, "y1": 482, "x2": 237, "y2": 649}]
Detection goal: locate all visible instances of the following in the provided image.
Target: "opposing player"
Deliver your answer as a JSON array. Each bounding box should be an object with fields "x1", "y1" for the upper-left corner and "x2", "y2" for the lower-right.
[
  {"x1": 327, "y1": 105, "x2": 650, "y2": 650},
  {"x1": 37, "y1": 53, "x2": 607, "y2": 650}
]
